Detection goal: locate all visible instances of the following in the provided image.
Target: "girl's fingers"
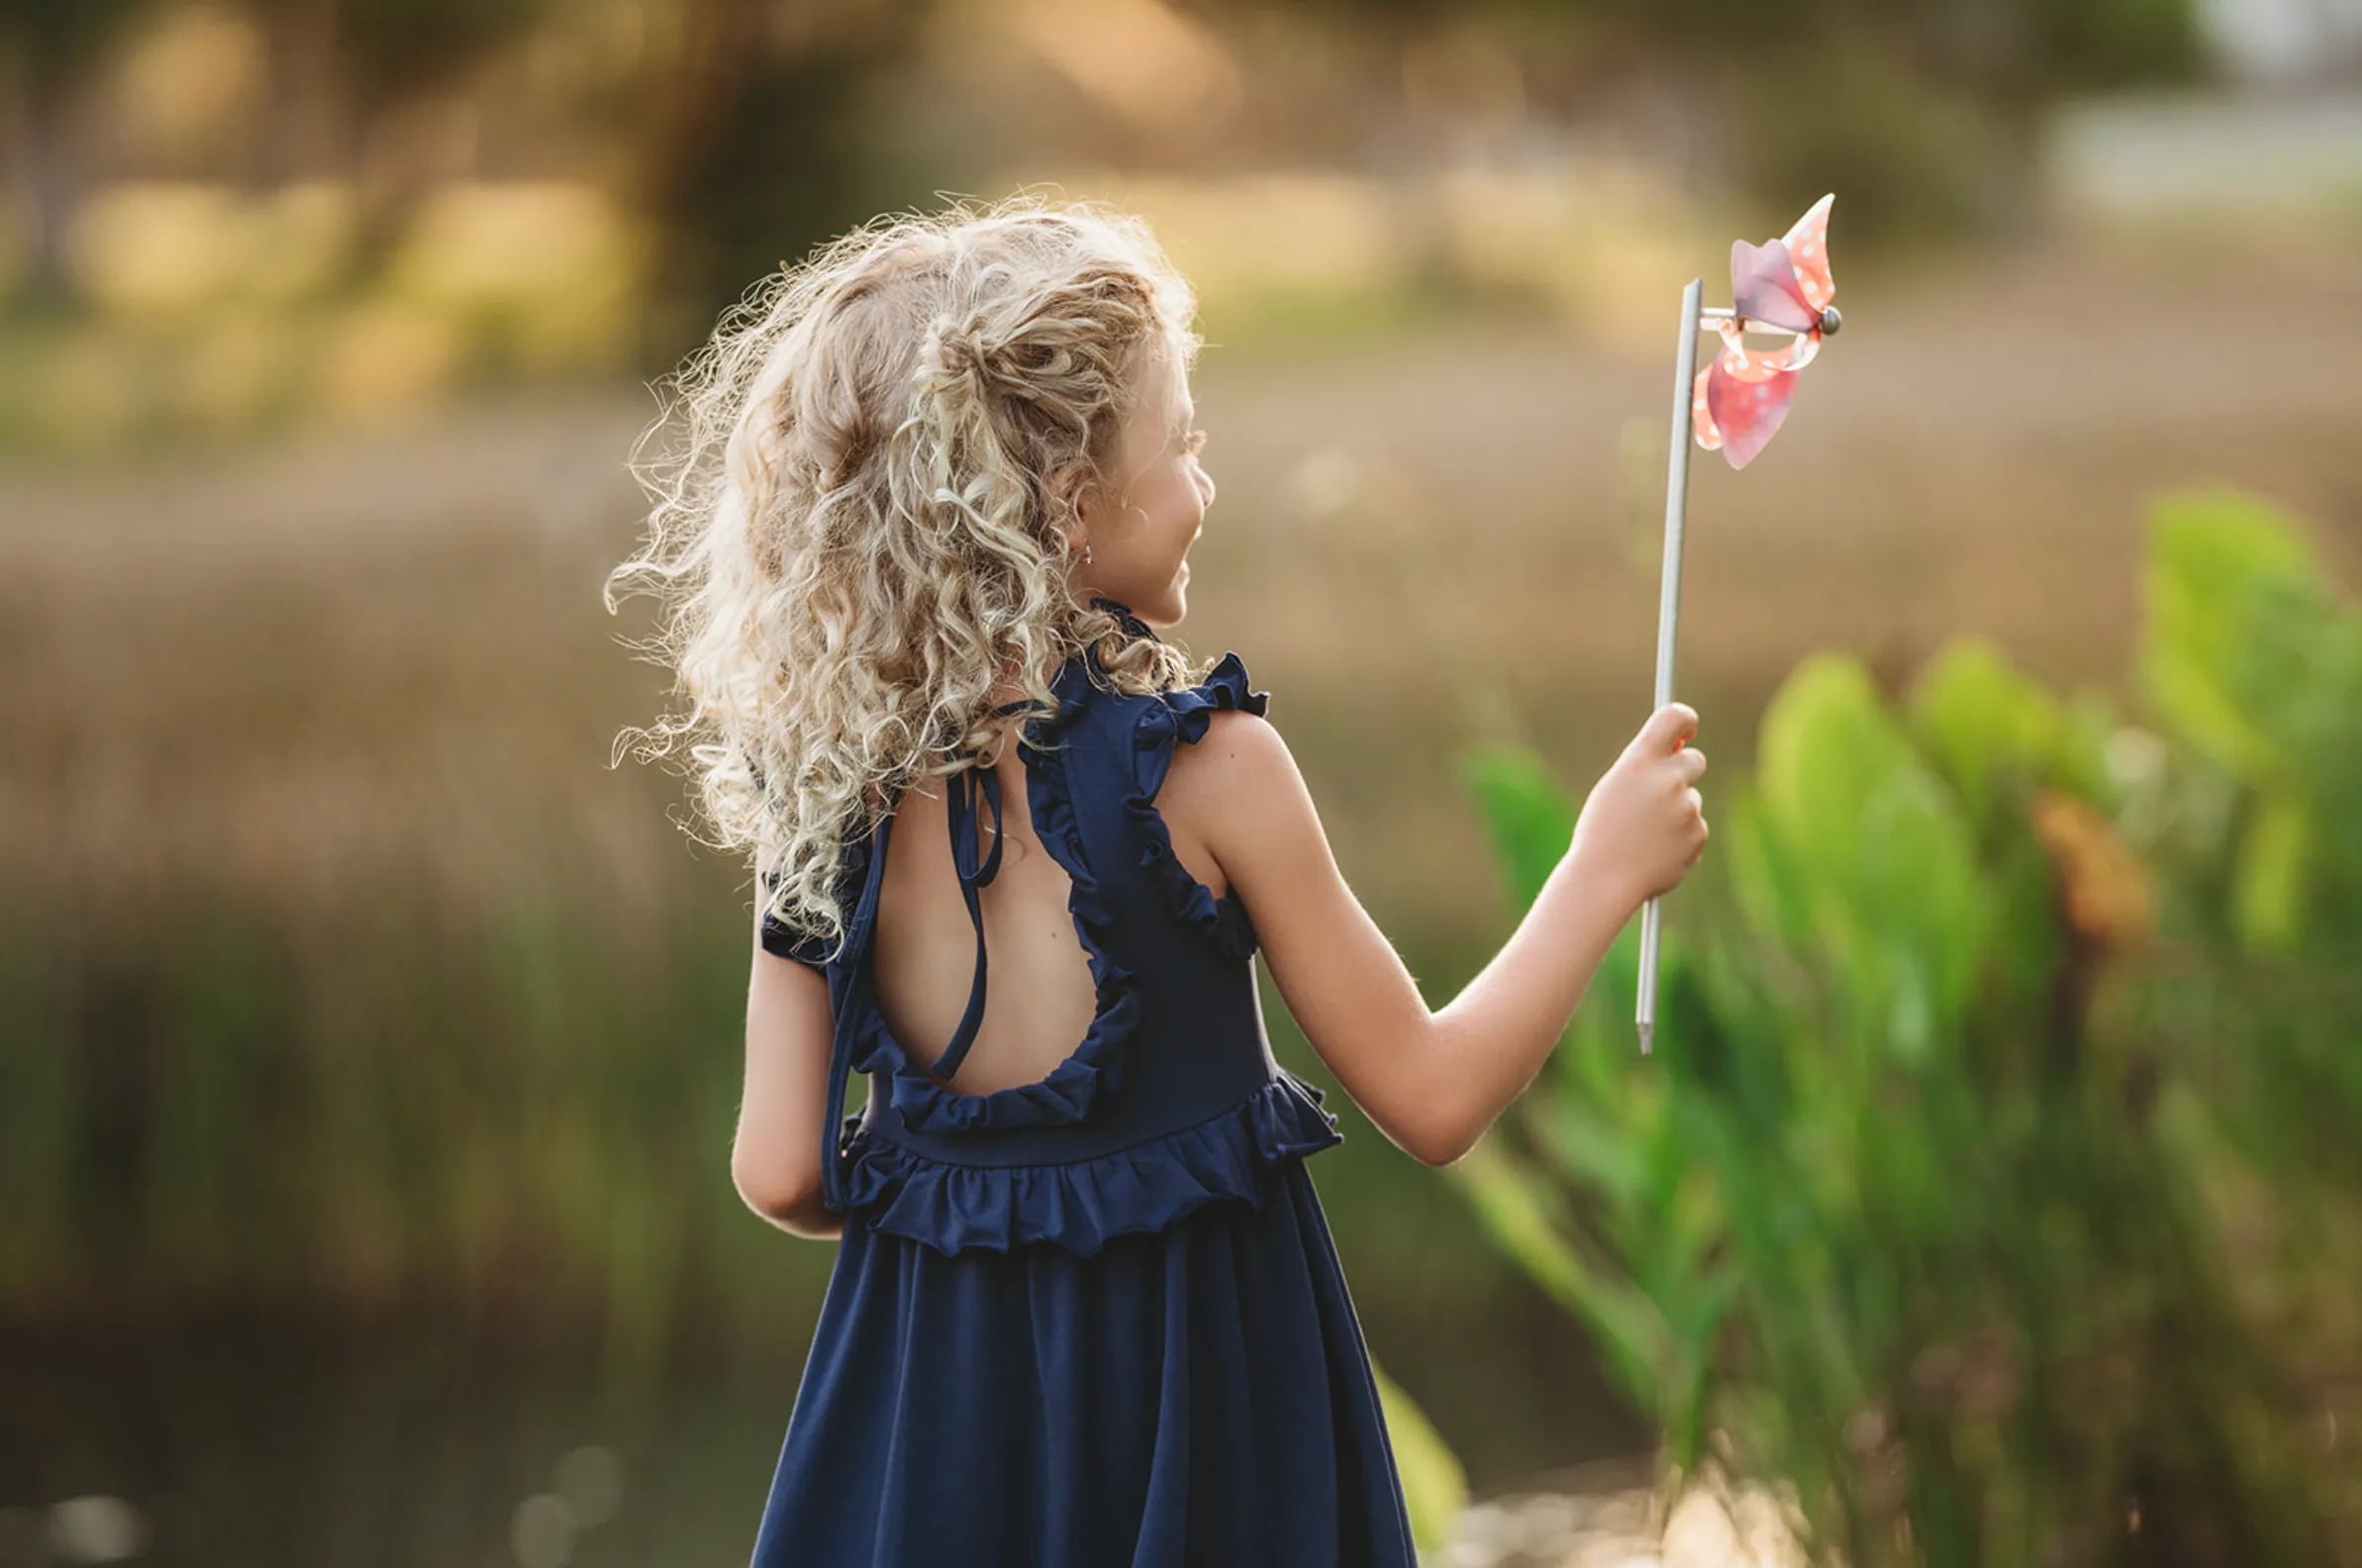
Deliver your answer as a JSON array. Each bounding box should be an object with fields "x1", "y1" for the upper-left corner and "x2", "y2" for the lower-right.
[
  {"x1": 1676, "y1": 747, "x2": 1708, "y2": 784},
  {"x1": 1641, "y1": 702, "x2": 1700, "y2": 754}
]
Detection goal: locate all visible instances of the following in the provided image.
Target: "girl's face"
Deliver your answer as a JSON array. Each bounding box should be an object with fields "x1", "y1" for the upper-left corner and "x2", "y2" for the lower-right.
[{"x1": 1075, "y1": 345, "x2": 1215, "y2": 630}]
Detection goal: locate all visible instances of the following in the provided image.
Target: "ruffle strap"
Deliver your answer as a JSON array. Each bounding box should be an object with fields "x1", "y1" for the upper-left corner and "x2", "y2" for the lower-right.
[
  {"x1": 836, "y1": 1071, "x2": 1344, "y2": 1256},
  {"x1": 1128, "y1": 651, "x2": 1271, "y2": 960}
]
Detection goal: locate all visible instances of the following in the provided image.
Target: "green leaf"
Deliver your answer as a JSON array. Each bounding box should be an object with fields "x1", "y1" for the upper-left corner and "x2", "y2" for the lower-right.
[
  {"x1": 1724, "y1": 789, "x2": 1815, "y2": 957},
  {"x1": 1446, "y1": 1140, "x2": 1672, "y2": 1398},
  {"x1": 1369, "y1": 1359, "x2": 1470, "y2": 1552},
  {"x1": 1754, "y1": 655, "x2": 1991, "y2": 1056},
  {"x1": 1534, "y1": 1094, "x2": 1650, "y2": 1210},
  {"x1": 2140, "y1": 488, "x2": 2324, "y2": 784},
  {"x1": 1458, "y1": 745, "x2": 1578, "y2": 911},
  {"x1": 1759, "y1": 655, "x2": 1917, "y2": 874},
  {"x1": 2232, "y1": 791, "x2": 2310, "y2": 953},
  {"x1": 1908, "y1": 637, "x2": 2067, "y2": 833}
]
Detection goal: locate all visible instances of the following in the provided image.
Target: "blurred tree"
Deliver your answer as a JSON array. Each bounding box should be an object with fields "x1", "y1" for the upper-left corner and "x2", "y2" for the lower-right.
[
  {"x1": 310, "y1": 0, "x2": 558, "y2": 110},
  {"x1": 0, "y1": 0, "x2": 152, "y2": 303},
  {"x1": 619, "y1": 0, "x2": 940, "y2": 361},
  {"x1": 1292, "y1": 0, "x2": 2206, "y2": 95},
  {"x1": 241, "y1": 0, "x2": 560, "y2": 255},
  {"x1": 1708, "y1": 0, "x2": 2207, "y2": 239},
  {"x1": 1196, "y1": 0, "x2": 2205, "y2": 242}
]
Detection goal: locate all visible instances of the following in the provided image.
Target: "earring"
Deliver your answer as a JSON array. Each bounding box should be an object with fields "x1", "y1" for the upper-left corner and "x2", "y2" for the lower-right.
[{"x1": 1084, "y1": 539, "x2": 1094, "y2": 566}]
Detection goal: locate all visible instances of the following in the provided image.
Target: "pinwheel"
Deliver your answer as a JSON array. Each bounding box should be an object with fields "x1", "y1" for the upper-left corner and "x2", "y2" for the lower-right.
[
  {"x1": 1691, "y1": 193, "x2": 1839, "y2": 470},
  {"x1": 1637, "y1": 195, "x2": 1841, "y2": 1054}
]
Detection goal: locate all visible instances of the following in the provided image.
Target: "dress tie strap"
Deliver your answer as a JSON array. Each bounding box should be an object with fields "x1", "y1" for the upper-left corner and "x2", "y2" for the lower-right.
[{"x1": 929, "y1": 760, "x2": 1003, "y2": 1084}]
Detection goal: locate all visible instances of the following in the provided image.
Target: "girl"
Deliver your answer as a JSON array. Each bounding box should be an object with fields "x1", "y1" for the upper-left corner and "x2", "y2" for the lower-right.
[{"x1": 608, "y1": 195, "x2": 1708, "y2": 1566}]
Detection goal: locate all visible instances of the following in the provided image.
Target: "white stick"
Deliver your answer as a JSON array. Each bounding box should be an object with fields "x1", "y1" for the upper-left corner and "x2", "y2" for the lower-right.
[{"x1": 1638, "y1": 278, "x2": 1704, "y2": 1056}]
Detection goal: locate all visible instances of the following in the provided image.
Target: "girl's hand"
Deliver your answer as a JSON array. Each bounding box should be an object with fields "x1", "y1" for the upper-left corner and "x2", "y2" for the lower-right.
[{"x1": 1569, "y1": 702, "x2": 1709, "y2": 910}]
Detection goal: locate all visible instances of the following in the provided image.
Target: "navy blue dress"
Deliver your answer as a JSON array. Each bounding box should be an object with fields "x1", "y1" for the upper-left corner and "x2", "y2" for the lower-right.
[{"x1": 748, "y1": 608, "x2": 1418, "y2": 1567}]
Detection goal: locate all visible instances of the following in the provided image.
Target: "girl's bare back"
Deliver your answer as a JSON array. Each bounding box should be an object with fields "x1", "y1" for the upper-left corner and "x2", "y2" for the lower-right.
[{"x1": 870, "y1": 720, "x2": 1232, "y2": 1097}]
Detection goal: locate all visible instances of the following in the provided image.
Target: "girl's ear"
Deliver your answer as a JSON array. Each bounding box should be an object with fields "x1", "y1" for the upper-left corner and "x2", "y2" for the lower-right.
[{"x1": 1048, "y1": 457, "x2": 1102, "y2": 549}]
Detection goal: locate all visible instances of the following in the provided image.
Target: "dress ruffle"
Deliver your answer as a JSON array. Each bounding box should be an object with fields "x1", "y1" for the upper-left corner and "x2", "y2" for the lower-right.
[
  {"x1": 836, "y1": 1070, "x2": 1343, "y2": 1256},
  {"x1": 849, "y1": 967, "x2": 1140, "y2": 1133},
  {"x1": 1128, "y1": 651, "x2": 1271, "y2": 960}
]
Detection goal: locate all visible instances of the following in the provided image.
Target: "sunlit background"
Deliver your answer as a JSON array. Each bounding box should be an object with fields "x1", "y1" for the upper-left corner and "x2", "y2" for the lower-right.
[{"x1": 5, "y1": 0, "x2": 2362, "y2": 1563}]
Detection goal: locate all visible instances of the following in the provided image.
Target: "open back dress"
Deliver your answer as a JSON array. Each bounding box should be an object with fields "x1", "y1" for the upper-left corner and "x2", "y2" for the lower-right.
[{"x1": 746, "y1": 603, "x2": 1418, "y2": 1568}]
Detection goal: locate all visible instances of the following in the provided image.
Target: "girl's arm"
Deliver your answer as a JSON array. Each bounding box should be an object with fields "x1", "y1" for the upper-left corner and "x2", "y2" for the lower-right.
[
  {"x1": 735, "y1": 926, "x2": 844, "y2": 1240},
  {"x1": 1192, "y1": 703, "x2": 1707, "y2": 1166}
]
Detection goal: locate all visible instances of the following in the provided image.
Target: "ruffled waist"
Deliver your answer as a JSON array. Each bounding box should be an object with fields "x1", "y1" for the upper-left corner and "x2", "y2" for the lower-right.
[{"x1": 835, "y1": 1071, "x2": 1344, "y2": 1257}]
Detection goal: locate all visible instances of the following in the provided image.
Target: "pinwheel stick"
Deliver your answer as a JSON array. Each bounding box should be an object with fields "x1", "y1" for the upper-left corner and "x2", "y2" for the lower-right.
[{"x1": 1636, "y1": 276, "x2": 1705, "y2": 1057}]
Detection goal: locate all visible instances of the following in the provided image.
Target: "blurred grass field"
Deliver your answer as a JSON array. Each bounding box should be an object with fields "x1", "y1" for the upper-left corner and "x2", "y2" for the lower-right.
[{"x1": 8, "y1": 231, "x2": 2357, "y2": 947}]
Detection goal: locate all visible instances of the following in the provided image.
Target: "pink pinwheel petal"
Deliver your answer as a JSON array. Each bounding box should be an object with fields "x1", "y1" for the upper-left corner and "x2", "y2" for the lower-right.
[
  {"x1": 1693, "y1": 364, "x2": 1722, "y2": 451},
  {"x1": 1705, "y1": 350, "x2": 1798, "y2": 469},
  {"x1": 1780, "y1": 193, "x2": 1835, "y2": 312},
  {"x1": 1694, "y1": 329, "x2": 1792, "y2": 454},
  {"x1": 1730, "y1": 238, "x2": 1820, "y2": 333}
]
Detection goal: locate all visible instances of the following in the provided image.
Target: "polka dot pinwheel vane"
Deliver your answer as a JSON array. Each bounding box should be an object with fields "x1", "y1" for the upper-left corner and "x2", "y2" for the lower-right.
[
  {"x1": 1693, "y1": 193, "x2": 1840, "y2": 470},
  {"x1": 1636, "y1": 193, "x2": 1842, "y2": 1057}
]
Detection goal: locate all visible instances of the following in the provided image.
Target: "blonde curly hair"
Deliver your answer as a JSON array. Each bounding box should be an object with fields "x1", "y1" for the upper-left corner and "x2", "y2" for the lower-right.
[{"x1": 606, "y1": 194, "x2": 1217, "y2": 964}]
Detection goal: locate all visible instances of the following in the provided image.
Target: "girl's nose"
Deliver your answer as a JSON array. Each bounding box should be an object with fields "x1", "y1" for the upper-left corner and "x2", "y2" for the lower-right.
[{"x1": 1196, "y1": 465, "x2": 1217, "y2": 507}]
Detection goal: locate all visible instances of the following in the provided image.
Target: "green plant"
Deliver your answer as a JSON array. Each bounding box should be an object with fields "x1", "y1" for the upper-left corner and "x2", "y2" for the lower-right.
[
  {"x1": 1372, "y1": 1359, "x2": 1471, "y2": 1552},
  {"x1": 1450, "y1": 489, "x2": 2360, "y2": 1565}
]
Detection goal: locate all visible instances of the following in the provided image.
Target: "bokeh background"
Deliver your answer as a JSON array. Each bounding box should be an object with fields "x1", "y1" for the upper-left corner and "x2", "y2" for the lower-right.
[{"x1": 5, "y1": 1, "x2": 2361, "y2": 1564}]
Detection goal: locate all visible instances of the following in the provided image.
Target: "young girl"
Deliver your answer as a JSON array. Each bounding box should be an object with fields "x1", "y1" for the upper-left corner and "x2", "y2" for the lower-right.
[{"x1": 609, "y1": 195, "x2": 1708, "y2": 1566}]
